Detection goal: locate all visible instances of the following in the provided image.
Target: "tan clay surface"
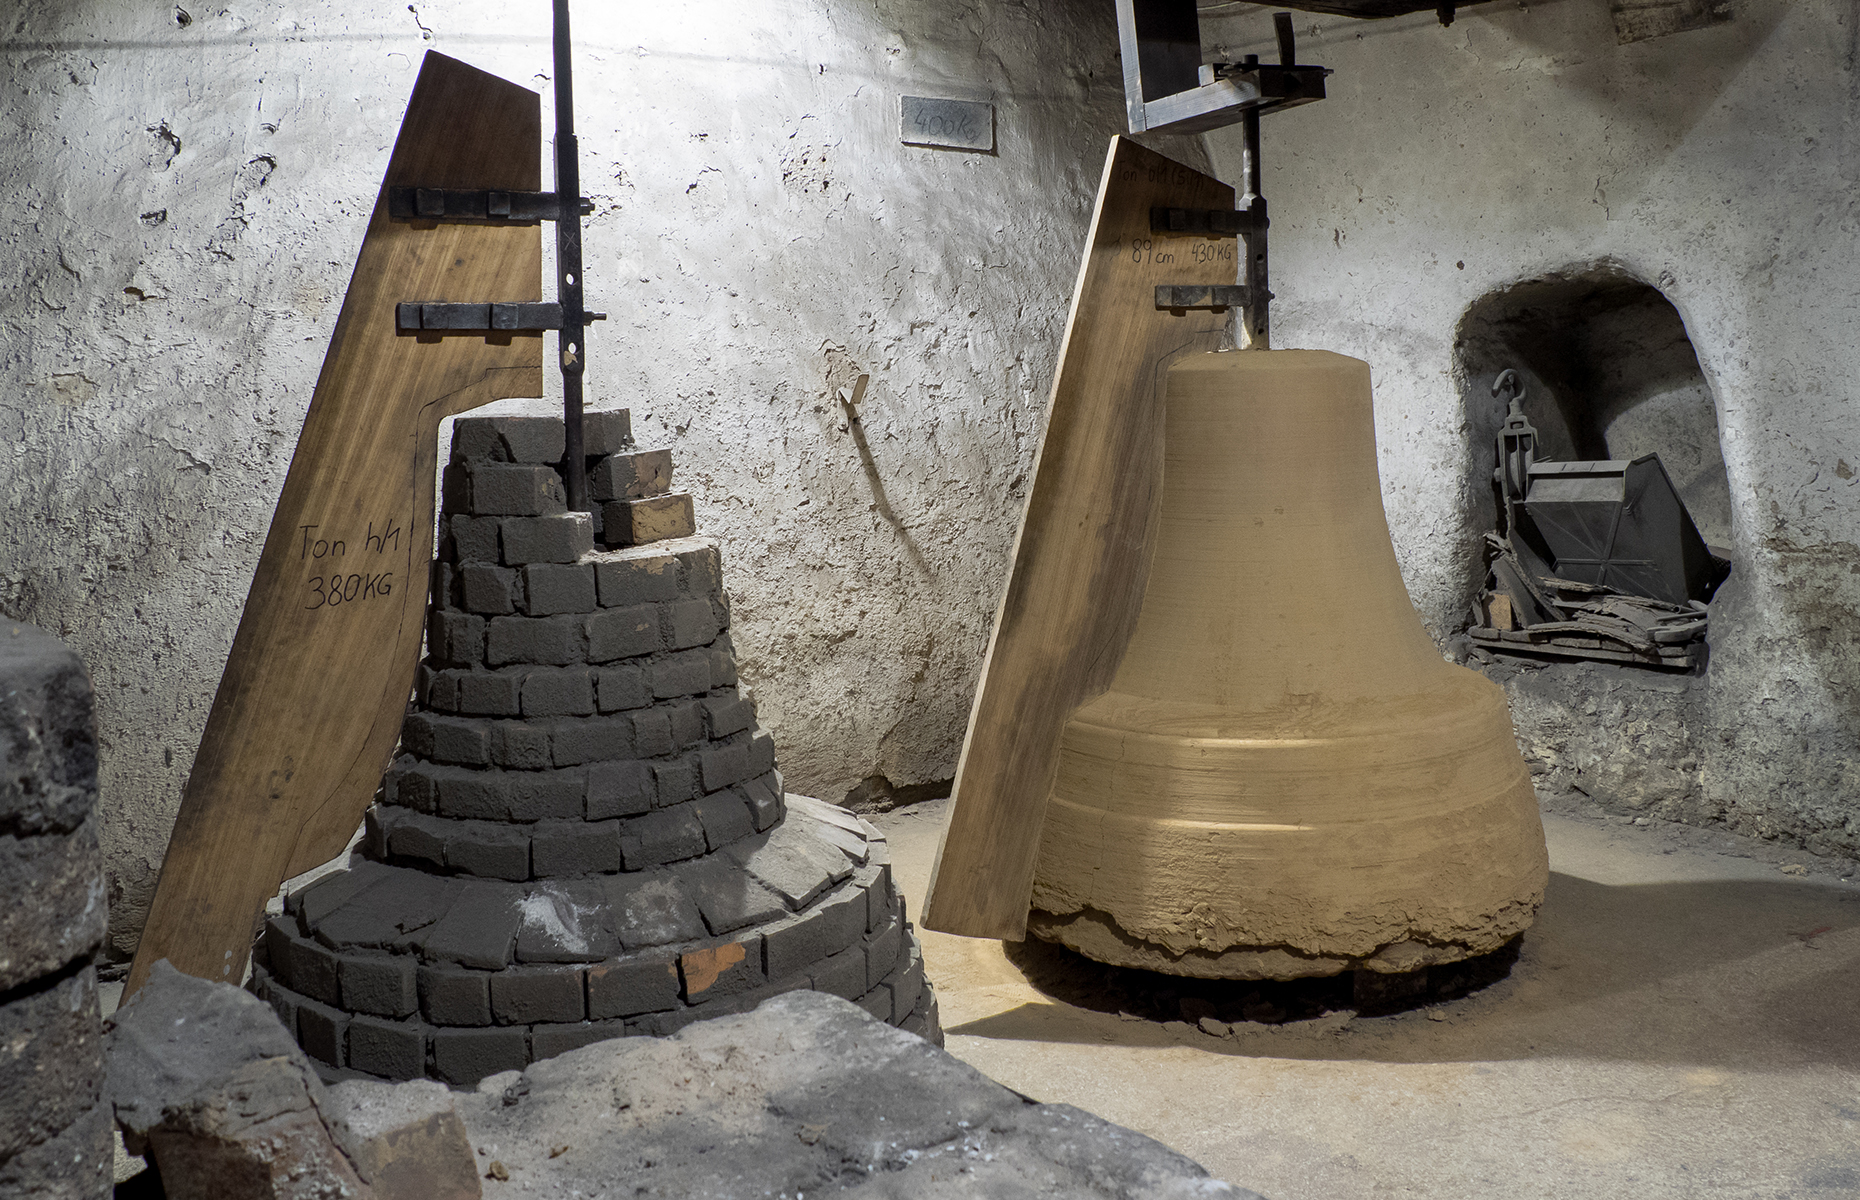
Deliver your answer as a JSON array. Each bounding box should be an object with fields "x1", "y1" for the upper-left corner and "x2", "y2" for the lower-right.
[{"x1": 1030, "y1": 349, "x2": 1548, "y2": 976}]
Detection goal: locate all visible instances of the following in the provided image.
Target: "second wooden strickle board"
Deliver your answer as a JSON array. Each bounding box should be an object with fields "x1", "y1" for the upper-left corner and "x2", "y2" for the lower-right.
[
  {"x1": 126, "y1": 53, "x2": 544, "y2": 998},
  {"x1": 922, "y1": 137, "x2": 1240, "y2": 941}
]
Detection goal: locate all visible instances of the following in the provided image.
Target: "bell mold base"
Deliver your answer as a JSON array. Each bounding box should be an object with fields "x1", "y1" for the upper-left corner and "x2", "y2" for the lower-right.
[{"x1": 1025, "y1": 895, "x2": 1544, "y2": 980}]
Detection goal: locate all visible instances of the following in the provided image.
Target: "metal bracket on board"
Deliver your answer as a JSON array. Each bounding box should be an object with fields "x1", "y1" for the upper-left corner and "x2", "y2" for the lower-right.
[
  {"x1": 1156, "y1": 284, "x2": 1255, "y2": 312},
  {"x1": 387, "y1": 186, "x2": 594, "y2": 224},
  {"x1": 394, "y1": 302, "x2": 607, "y2": 334}
]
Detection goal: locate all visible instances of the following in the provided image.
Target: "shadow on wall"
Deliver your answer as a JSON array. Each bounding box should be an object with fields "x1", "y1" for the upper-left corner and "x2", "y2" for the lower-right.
[{"x1": 1452, "y1": 260, "x2": 1734, "y2": 609}]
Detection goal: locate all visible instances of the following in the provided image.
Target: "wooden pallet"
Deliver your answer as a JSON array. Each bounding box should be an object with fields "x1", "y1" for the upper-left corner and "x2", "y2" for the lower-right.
[
  {"x1": 126, "y1": 53, "x2": 544, "y2": 997},
  {"x1": 922, "y1": 138, "x2": 1238, "y2": 942}
]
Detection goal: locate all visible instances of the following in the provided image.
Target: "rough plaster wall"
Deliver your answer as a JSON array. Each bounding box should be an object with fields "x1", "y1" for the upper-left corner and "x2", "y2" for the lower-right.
[
  {"x1": 0, "y1": 0, "x2": 1208, "y2": 954},
  {"x1": 1201, "y1": 0, "x2": 1860, "y2": 857}
]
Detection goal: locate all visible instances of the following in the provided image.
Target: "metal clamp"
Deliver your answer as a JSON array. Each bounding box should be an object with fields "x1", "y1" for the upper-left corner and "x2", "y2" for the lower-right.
[
  {"x1": 387, "y1": 187, "x2": 594, "y2": 224},
  {"x1": 395, "y1": 302, "x2": 607, "y2": 333},
  {"x1": 1150, "y1": 206, "x2": 1265, "y2": 237},
  {"x1": 1156, "y1": 285, "x2": 1253, "y2": 312}
]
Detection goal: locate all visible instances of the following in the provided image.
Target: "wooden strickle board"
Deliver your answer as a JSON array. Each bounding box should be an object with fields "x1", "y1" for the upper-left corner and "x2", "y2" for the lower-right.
[
  {"x1": 126, "y1": 53, "x2": 544, "y2": 996},
  {"x1": 922, "y1": 137, "x2": 1238, "y2": 942}
]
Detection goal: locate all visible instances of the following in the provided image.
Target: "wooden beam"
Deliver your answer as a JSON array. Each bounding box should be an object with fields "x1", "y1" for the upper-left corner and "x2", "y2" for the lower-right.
[
  {"x1": 922, "y1": 137, "x2": 1236, "y2": 942},
  {"x1": 126, "y1": 52, "x2": 544, "y2": 997}
]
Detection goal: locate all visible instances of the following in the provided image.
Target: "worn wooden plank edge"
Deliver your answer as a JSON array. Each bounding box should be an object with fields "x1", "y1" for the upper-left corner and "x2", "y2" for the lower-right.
[{"x1": 923, "y1": 137, "x2": 1237, "y2": 941}]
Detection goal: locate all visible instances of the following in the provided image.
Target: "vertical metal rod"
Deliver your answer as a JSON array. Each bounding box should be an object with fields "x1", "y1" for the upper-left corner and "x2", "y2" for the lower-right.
[
  {"x1": 1238, "y1": 55, "x2": 1269, "y2": 350},
  {"x1": 553, "y1": 0, "x2": 588, "y2": 512}
]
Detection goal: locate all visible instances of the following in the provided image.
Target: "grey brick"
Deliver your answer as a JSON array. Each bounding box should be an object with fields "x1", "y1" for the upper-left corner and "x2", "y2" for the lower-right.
[
  {"x1": 440, "y1": 463, "x2": 468, "y2": 515},
  {"x1": 283, "y1": 933, "x2": 341, "y2": 1005},
  {"x1": 763, "y1": 888, "x2": 868, "y2": 980},
  {"x1": 426, "y1": 611, "x2": 484, "y2": 668},
  {"x1": 594, "y1": 552, "x2": 679, "y2": 606},
  {"x1": 620, "y1": 805, "x2": 707, "y2": 868},
  {"x1": 586, "y1": 759, "x2": 653, "y2": 819},
  {"x1": 667, "y1": 700, "x2": 704, "y2": 749},
  {"x1": 501, "y1": 512, "x2": 593, "y2": 565},
  {"x1": 452, "y1": 414, "x2": 565, "y2": 464},
  {"x1": 422, "y1": 883, "x2": 523, "y2": 969},
  {"x1": 311, "y1": 872, "x2": 457, "y2": 951},
  {"x1": 401, "y1": 713, "x2": 492, "y2": 766},
  {"x1": 810, "y1": 944, "x2": 867, "y2": 1001},
  {"x1": 651, "y1": 649, "x2": 711, "y2": 699},
  {"x1": 296, "y1": 996, "x2": 349, "y2": 1066},
  {"x1": 586, "y1": 956, "x2": 680, "y2": 1019},
  {"x1": 339, "y1": 952, "x2": 418, "y2": 1018},
  {"x1": 601, "y1": 872, "x2": 706, "y2": 950},
  {"x1": 694, "y1": 791, "x2": 755, "y2": 851},
  {"x1": 864, "y1": 918, "x2": 904, "y2": 990},
  {"x1": 590, "y1": 447, "x2": 672, "y2": 501},
  {"x1": 700, "y1": 741, "x2": 751, "y2": 793},
  {"x1": 487, "y1": 614, "x2": 585, "y2": 667},
  {"x1": 549, "y1": 717, "x2": 633, "y2": 767},
  {"x1": 530, "y1": 819, "x2": 623, "y2": 877},
  {"x1": 491, "y1": 721, "x2": 552, "y2": 769},
  {"x1": 531, "y1": 1020, "x2": 627, "y2": 1062},
  {"x1": 679, "y1": 934, "x2": 766, "y2": 1005},
  {"x1": 728, "y1": 825, "x2": 845, "y2": 909},
  {"x1": 584, "y1": 408, "x2": 633, "y2": 456},
  {"x1": 347, "y1": 1014, "x2": 426, "y2": 1080},
  {"x1": 742, "y1": 773, "x2": 784, "y2": 832},
  {"x1": 855, "y1": 987, "x2": 892, "y2": 1022},
  {"x1": 652, "y1": 756, "x2": 699, "y2": 807},
  {"x1": 586, "y1": 605, "x2": 660, "y2": 662},
  {"x1": 710, "y1": 632, "x2": 738, "y2": 680},
  {"x1": 416, "y1": 664, "x2": 447, "y2": 710},
  {"x1": 523, "y1": 668, "x2": 595, "y2": 717},
  {"x1": 856, "y1": 862, "x2": 895, "y2": 933},
  {"x1": 428, "y1": 765, "x2": 528, "y2": 820},
  {"x1": 457, "y1": 669, "x2": 523, "y2": 716},
  {"x1": 521, "y1": 562, "x2": 597, "y2": 615},
  {"x1": 362, "y1": 803, "x2": 391, "y2": 859},
  {"x1": 254, "y1": 970, "x2": 300, "y2": 1040},
  {"x1": 748, "y1": 731, "x2": 777, "y2": 777},
  {"x1": 432, "y1": 1026, "x2": 528, "y2": 1087},
  {"x1": 262, "y1": 917, "x2": 297, "y2": 986},
  {"x1": 491, "y1": 966, "x2": 585, "y2": 1024},
  {"x1": 630, "y1": 708, "x2": 673, "y2": 759},
  {"x1": 676, "y1": 543, "x2": 722, "y2": 596},
  {"x1": 515, "y1": 880, "x2": 619, "y2": 963},
  {"x1": 418, "y1": 962, "x2": 492, "y2": 1026},
  {"x1": 664, "y1": 598, "x2": 718, "y2": 650},
  {"x1": 702, "y1": 693, "x2": 753, "y2": 738},
  {"x1": 449, "y1": 514, "x2": 501, "y2": 564},
  {"x1": 888, "y1": 944, "x2": 925, "y2": 1023},
  {"x1": 605, "y1": 493, "x2": 695, "y2": 546},
  {"x1": 494, "y1": 767, "x2": 586, "y2": 822},
  {"x1": 681, "y1": 856, "x2": 784, "y2": 935},
  {"x1": 595, "y1": 663, "x2": 652, "y2": 712},
  {"x1": 290, "y1": 861, "x2": 390, "y2": 927},
  {"x1": 712, "y1": 592, "x2": 732, "y2": 631},
  {"x1": 809, "y1": 818, "x2": 872, "y2": 866},
  {"x1": 468, "y1": 461, "x2": 566, "y2": 516},
  {"x1": 443, "y1": 822, "x2": 530, "y2": 881},
  {"x1": 431, "y1": 561, "x2": 457, "y2": 609},
  {"x1": 460, "y1": 562, "x2": 520, "y2": 614}
]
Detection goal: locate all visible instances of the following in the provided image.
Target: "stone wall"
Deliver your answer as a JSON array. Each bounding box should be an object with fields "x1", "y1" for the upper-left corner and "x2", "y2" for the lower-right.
[
  {"x1": 0, "y1": 0, "x2": 1204, "y2": 955},
  {"x1": 1199, "y1": 0, "x2": 1860, "y2": 857}
]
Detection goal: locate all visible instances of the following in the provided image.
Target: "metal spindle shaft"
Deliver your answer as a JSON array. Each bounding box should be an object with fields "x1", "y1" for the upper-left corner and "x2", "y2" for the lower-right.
[
  {"x1": 1239, "y1": 55, "x2": 1269, "y2": 350},
  {"x1": 553, "y1": 0, "x2": 588, "y2": 511}
]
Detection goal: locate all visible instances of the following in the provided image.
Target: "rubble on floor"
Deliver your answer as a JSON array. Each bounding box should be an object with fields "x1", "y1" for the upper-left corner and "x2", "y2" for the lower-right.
[{"x1": 110, "y1": 960, "x2": 1252, "y2": 1199}]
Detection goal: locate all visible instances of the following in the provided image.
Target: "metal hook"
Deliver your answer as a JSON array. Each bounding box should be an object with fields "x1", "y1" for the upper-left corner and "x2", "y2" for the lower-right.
[{"x1": 1492, "y1": 368, "x2": 1525, "y2": 410}]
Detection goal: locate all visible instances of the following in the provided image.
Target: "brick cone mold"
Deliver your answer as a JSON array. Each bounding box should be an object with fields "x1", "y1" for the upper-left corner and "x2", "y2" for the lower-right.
[{"x1": 250, "y1": 412, "x2": 941, "y2": 1086}]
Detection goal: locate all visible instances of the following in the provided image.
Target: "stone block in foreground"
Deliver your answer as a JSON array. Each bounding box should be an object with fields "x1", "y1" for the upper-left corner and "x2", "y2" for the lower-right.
[{"x1": 454, "y1": 989, "x2": 1267, "y2": 1199}]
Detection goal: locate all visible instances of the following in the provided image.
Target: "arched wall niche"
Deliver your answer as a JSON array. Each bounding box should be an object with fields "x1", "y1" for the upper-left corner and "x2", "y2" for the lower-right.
[{"x1": 1453, "y1": 261, "x2": 1735, "y2": 602}]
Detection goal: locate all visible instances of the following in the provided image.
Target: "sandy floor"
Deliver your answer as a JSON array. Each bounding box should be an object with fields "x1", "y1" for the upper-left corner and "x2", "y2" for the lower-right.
[{"x1": 874, "y1": 797, "x2": 1860, "y2": 1200}]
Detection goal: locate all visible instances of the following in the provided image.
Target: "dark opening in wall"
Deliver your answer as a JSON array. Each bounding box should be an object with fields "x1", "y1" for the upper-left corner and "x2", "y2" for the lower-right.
[{"x1": 1455, "y1": 262, "x2": 1733, "y2": 561}]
